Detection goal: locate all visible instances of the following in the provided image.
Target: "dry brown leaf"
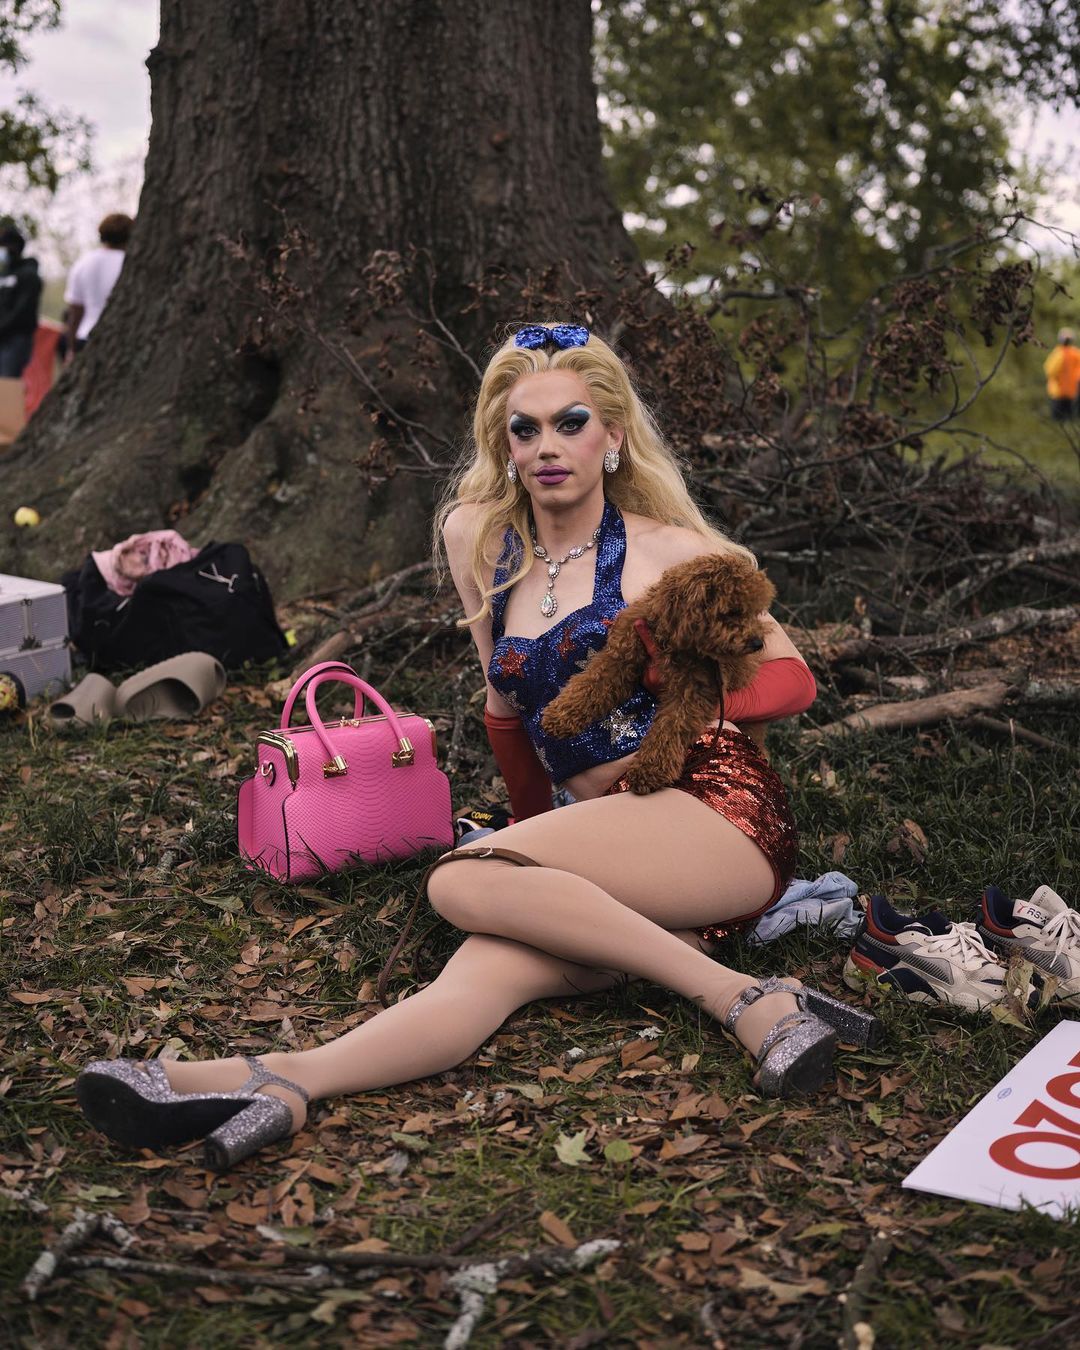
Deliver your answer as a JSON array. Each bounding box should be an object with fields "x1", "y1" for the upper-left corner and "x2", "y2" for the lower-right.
[
  {"x1": 538, "y1": 1210, "x2": 577, "y2": 1246},
  {"x1": 737, "y1": 1267, "x2": 830, "y2": 1304},
  {"x1": 225, "y1": 1200, "x2": 267, "y2": 1227},
  {"x1": 738, "y1": 1112, "x2": 781, "y2": 1140},
  {"x1": 620, "y1": 1039, "x2": 656, "y2": 1067},
  {"x1": 659, "y1": 1133, "x2": 709, "y2": 1159}
]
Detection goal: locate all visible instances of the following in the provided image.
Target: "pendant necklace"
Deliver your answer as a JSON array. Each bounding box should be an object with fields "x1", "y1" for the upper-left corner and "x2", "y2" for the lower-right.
[{"x1": 531, "y1": 518, "x2": 603, "y2": 619}]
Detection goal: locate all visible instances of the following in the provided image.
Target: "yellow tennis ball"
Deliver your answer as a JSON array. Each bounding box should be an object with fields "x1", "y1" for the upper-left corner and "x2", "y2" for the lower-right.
[{"x1": 13, "y1": 506, "x2": 41, "y2": 527}]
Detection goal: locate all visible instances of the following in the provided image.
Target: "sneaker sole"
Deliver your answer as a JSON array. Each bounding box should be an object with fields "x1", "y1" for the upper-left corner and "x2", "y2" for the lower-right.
[
  {"x1": 842, "y1": 955, "x2": 1002, "y2": 1011},
  {"x1": 977, "y1": 926, "x2": 1080, "y2": 1007}
]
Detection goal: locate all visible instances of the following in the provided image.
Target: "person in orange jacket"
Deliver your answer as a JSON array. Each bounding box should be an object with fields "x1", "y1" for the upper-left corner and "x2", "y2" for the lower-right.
[{"x1": 1044, "y1": 328, "x2": 1080, "y2": 420}]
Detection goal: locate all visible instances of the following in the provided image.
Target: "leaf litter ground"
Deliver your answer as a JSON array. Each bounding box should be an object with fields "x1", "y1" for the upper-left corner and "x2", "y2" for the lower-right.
[{"x1": 1, "y1": 607, "x2": 1078, "y2": 1348}]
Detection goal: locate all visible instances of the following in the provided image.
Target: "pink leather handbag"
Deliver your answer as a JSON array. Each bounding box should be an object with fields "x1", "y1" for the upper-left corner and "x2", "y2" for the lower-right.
[{"x1": 237, "y1": 661, "x2": 454, "y2": 881}]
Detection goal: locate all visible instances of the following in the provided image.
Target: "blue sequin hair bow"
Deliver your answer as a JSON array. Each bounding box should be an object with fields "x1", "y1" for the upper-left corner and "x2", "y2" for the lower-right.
[{"x1": 513, "y1": 324, "x2": 590, "y2": 351}]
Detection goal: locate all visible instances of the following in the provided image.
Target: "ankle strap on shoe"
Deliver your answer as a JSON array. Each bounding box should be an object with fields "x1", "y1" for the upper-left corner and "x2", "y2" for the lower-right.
[
  {"x1": 239, "y1": 1055, "x2": 310, "y2": 1103},
  {"x1": 721, "y1": 977, "x2": 803, "y2": 1033}
]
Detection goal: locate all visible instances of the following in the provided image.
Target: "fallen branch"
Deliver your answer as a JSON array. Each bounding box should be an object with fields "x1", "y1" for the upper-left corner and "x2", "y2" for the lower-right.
[
  {"x1": 291, "y1": 628, "x2": 354, "y2": 679},
  {"x1": 928, "y1": 533, "x2": 1080, "y2": 616},
  {"x1": 446, "y1": 1192, "x2": 527, "y2": 1256},
  {"x1": 963, "y1": 714, "x2": 1074, "y2": 755},
  {"x1": 444, "y1": 1239, "x2": 620, "y2": 1350},
  {"x1": 840, "y1": 1232, "x2": 894, "y2": 1350},
  {"x1": 0, "y1": 1185, "x2": 48, "y2": 1214},
  {"x1": 23, "y1": 1209, "x2": 134, "y2": 1301},
  {"x1": 796, "y1": 605, "x2": 1079, "y2": 668},
  {"x1": 342, "y1": 560, "x2": 435, "y2": 619},
  {"x1": 802, "y1": 680, "x2": 1012, "y2": 743},
  {"x1": 564, "y1": 1024, "x2": 663, "y2": 1070},
  {"x1": 65, "y1": 1253, "x2": 340, "y2": 1291}
]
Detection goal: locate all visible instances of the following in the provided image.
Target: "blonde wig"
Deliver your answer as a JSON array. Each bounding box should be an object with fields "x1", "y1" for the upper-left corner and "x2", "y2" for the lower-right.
[{"x1": 433, "y1": 328, "x2": 755, "y2": 624}]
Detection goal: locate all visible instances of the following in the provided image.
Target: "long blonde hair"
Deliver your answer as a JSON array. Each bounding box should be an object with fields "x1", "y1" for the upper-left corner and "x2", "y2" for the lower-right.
[{"x1": 433, "y1": 328, "x2": 755, "y2": 624}]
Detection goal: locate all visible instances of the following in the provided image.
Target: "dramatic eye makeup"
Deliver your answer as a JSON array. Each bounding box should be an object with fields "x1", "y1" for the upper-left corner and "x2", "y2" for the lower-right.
[
  {"x1": 508, "y1": 404, "x2": 592, "y2": 440},
  {"x1": 509, "y1": 413, "x2": 538, "y2": 439},
  {"x1": 557, "y1": 405, "x2": 591, "y2": 432}
]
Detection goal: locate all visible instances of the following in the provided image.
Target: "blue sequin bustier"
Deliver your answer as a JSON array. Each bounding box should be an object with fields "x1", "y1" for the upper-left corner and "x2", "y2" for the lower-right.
[{"x1": 487, "y1": 500, "x2": 656, "y2": 783}]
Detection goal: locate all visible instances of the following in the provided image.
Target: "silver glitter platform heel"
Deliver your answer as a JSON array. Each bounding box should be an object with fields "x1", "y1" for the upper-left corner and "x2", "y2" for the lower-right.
[
  {"x1": 722, "y1": 978, "x2": 838, "y2": 1097},
  {"x1": 76, "y1": 1055, "x2": 308, "y2": 1169},
  {"x1": 203, "y1": 1058, "x2": 309, "y2": 1170}
]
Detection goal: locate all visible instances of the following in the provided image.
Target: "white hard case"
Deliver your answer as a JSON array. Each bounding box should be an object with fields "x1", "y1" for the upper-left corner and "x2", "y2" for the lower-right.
[
  {"x1": 0, "y1": 573, "x2": 72, "y2": 701},
  {"x1": 0, "y1": 639, "x2": 71, "y2": 702}
]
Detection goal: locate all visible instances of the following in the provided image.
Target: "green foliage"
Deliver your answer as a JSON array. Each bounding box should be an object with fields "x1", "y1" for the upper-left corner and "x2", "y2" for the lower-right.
[
  {"x1": 595, "y1": 0, "x2": 1072, "y2": 295},
  {"x1": 0, "y1": 0, "x2": 91, "y2": 198}
]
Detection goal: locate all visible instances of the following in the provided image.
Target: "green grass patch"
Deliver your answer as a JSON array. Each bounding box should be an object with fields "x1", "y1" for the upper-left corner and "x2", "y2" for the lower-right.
[{"x1": 1, "y1": 650, "x2": 1078, "y2": 1346}]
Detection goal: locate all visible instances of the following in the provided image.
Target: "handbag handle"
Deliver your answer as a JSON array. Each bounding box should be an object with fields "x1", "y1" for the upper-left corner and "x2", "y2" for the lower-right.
[
  {"x1": 280, "y1": 660, "x2": 365, "y2": 728},
  {"x1": 303, "y1": 670, "x2": 416, "y2": 776}
]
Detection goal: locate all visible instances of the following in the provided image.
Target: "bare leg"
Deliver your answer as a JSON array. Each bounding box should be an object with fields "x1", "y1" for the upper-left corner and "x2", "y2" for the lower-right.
[
  {"x1": 162, "y1": 790, "x2": 793, "y2": 1127},
  {"x1": 427, "y1": 788, "x2": 798, "y2": 1058},
  {"x1": 162, "y1": 934, "x2": 623, "y2": 1128}
]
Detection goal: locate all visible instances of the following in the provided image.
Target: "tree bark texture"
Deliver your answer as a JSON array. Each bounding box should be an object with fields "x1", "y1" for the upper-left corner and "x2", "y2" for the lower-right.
[{"x1": 0, "y1": 0, "x2": 640, "y2": 598}]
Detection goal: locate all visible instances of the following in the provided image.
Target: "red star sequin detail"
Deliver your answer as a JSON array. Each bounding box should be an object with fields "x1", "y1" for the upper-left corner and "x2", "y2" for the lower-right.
[
  {"x1": 496, "y1": 646, "x2": 528, "y2": 679},
  {"x1": 557, "y1": 625, "x2": 578, "y2": 659},
  {"x1": 600, "y1": 615, "x2": 616, "y2": 629}
]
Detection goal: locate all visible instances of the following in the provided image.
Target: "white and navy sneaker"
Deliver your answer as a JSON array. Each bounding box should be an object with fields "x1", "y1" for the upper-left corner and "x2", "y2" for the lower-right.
[
  {"x1": 978, "y1": 885, "x2": 1080, "y2": 1008},
  {"x1": 844, "y1": 894, "x2": 1032, "y2": 1011}
]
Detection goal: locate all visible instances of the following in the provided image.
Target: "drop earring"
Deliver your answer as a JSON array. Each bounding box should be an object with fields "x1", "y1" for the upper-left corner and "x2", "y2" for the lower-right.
[
  {"x1": 506, "y1": 458, "x2": 518, "y2": 484},
  {"x1": 604, "y1": 446, "x2": 620, "y2": 474}
]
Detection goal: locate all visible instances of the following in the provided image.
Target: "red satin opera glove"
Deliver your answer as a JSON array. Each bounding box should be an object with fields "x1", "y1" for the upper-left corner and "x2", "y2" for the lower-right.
[{"x1": 484, "y1": 708, "x2": 554, "y2": 821}]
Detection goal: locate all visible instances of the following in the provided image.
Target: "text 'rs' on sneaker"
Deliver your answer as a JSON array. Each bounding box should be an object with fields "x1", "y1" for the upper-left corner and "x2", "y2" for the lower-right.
[
  {"x1": 978, "y1": 885, "x2": 1080, "y2": 1008},
  {"x1": 844, "y1": 894, "x2": 1029, "y2": 1011}
]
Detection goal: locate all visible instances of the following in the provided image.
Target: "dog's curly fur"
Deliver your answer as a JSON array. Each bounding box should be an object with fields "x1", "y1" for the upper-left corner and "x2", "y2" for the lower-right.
[{"x1": 541, "y1": 553, "x2": 776, "y2": 793}]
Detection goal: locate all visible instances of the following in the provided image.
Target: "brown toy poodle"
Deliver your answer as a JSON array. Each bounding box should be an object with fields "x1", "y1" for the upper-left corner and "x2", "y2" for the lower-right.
[{"x1": 542, "y1": 552, "x2": 775, "y2": 793}]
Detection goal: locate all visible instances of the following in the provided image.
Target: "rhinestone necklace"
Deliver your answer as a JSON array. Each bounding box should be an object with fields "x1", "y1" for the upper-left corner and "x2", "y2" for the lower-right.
[{"x1": 531, "y1": 520, "x2": 603, "y2": 619}]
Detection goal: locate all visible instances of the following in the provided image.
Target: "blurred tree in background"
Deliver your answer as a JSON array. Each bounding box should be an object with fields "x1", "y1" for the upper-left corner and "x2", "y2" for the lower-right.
[
  {"x1": 596, "y1": 0, "x2": 1079, "y2": 301},
  {"x1": 0, "y1": 0, "x2": 91, "y2": 199}
]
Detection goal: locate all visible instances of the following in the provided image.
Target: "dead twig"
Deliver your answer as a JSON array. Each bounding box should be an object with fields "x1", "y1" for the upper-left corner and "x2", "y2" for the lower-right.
[
  {"x1": 23, "y1": 1208, "x2": 134, "y2": 1301},
  {"x1": 444, "y1": 1239, "x2": 621, "y2": 1349},
  {"x1": 839, "y1": 1232, "x2": 894, "y2": 1350},
  {"x1": 342, "y1": 560, "x2": 435, "y2": 619},
  {"x1": 446, "y1": 1190, "x2": 528, "y2": 1256},
  {"x1": 927, "y1": 533, "x2": 1080, "y2": 616},
  {"x1": 796, "y1": 604, "x2": 1079, "y2": 668},
  {"x1": 964, "y1": 714, "x2": 1074, "y2": 755},
  {"x1": 65, "y1": 1253, "x2": 340, "y2": 1291}
]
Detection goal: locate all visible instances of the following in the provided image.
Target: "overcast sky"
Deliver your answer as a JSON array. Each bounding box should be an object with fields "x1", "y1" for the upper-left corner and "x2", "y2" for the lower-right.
[{"x1": 2, "y1": 0, "x2": 1078, "y2": 276}]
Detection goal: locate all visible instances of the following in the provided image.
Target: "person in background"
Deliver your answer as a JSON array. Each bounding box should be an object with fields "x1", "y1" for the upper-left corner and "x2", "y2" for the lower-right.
[
  {"x1": 1043, "y1": 328, "x2": 1080, "y2": 421},
  {"x1": 0, "y1": 224, "x2": 43, "y2": 378},
  {"x1": 63, "y1": 213, "x2": 133, "y2": 361}
]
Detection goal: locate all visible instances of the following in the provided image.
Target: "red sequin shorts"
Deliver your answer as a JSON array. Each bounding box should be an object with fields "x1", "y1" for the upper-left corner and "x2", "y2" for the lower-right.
[{"x1": 604, "y1": 726, "x2": 798, "y2": 940}]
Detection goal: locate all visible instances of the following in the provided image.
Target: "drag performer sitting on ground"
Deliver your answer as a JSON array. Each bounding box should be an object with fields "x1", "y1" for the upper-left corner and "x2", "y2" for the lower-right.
[{"x1": 76, "y1": 324, "x2": 878, "y2": 1169}]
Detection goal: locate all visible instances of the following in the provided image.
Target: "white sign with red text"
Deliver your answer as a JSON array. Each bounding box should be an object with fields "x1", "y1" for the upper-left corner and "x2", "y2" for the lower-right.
[{"x1": 903, "y1": 1020, "x2": 1080, "y2": 1218}]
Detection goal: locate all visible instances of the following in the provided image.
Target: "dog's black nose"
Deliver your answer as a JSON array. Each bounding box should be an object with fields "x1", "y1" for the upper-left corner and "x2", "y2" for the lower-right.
[{"x1": 745, "y1": 636, "x2": 764, "y2": 652}]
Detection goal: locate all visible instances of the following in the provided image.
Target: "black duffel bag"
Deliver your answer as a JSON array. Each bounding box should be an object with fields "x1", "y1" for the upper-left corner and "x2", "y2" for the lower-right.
[{"x1": 62, "y1": 541, "x2": 289, "y2": 673}]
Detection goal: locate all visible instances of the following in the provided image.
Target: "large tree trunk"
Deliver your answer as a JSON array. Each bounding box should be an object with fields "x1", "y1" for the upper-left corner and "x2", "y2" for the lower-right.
[{"x1": 0, "y1": 0, "x2": 640, "y2": 598}]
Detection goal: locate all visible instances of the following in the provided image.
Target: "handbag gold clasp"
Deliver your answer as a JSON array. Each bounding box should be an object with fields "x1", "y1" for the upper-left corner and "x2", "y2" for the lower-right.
[
  {"x1": 391, "y1": 737, "x2": 415, "y2": 767},
  {"x1": 322, "y1": 755, "x2": 348, "y2": 777}
]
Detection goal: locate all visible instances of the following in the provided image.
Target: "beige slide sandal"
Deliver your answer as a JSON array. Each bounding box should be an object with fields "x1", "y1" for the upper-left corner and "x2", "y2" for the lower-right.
[
  {"x1": 114, "y1": 652, "x2": 227, "y2": 721},
  {"x1": 48, "y1": 673, "x2": 119, "y2": 729}
]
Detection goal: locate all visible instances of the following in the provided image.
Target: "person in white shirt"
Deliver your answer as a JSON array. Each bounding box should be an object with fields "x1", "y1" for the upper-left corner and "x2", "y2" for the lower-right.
[{"x1": 64, "y1": 213, "x2": 133, "y2": 360}]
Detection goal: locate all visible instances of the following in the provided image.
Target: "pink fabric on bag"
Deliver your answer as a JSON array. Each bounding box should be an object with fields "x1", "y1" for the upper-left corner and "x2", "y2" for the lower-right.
[{"x1": 92, "y1": 530, "x2": 197, "y2": 597}]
